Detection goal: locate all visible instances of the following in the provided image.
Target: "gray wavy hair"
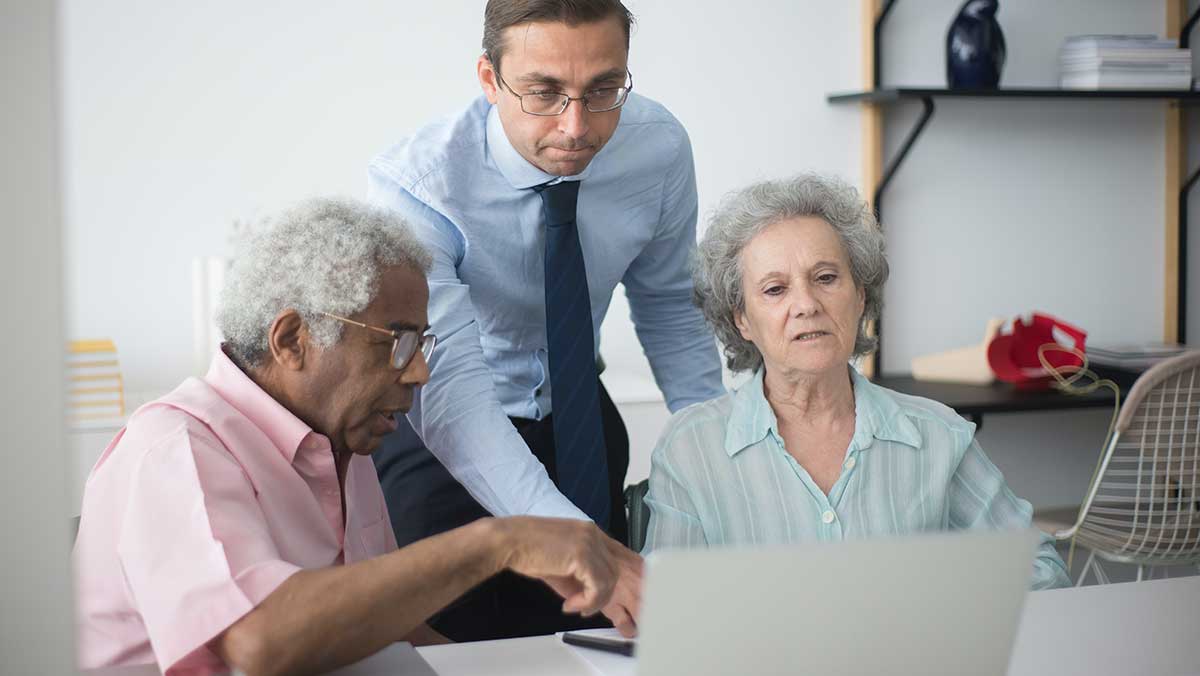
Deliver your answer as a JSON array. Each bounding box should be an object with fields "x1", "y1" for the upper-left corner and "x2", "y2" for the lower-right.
[
  {"x1": 217, "y1": 197, "x2": 432, "y2": 369},
  {"x1": 693, "y1": 173, "x2": 888, "y2": 373}
]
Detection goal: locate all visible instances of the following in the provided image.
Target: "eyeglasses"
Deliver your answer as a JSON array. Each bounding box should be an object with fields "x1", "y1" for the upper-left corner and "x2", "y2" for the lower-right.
[
  {"x1": 320, "y1": 312, "x2": 436, "y2": 372},
  {"x1": 494, "y1": 68, "x2": 633, "y2": 116}
]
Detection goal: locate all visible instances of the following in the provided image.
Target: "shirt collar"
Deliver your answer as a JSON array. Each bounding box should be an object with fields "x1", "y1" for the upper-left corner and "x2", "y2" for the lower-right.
[
  {"x1": 204, "y1": 347, "x2": 324, "y2": 464},
  {"x1": 485, "y1": 103, "x2": 594, "y2": 190},
  {"x1": 724, "y1": 368, "x2": 778, "y2": 457},
  {"x1": 847, "y1": 366, "x2": 923, "y2": 452},
  {"x1": 723, "y1": 365, "x2": 923, "y2": 458}
]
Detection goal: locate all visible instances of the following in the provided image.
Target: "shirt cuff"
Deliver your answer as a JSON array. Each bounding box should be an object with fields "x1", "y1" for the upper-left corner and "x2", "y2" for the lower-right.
[{"x1": 527, "y1": 492, "x2": 591, "y2": 521}]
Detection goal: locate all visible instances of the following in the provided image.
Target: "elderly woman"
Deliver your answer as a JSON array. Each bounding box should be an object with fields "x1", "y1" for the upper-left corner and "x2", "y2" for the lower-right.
[{"x1": 642, "y1": 174, "x2": 1069, "y2": 590}]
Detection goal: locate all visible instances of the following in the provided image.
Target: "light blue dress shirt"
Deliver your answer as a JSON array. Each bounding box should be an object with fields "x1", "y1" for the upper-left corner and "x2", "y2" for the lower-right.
[
  {"x1": 368, "y1": 94, "x2": 725, "y2": 519},
  {"x1": 644, "y1": 367, "x2": 1070, "y2": 590}
]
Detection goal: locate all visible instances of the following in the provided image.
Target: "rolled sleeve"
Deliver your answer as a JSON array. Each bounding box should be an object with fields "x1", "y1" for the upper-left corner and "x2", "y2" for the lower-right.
[{"x1": 117, "y1": 424, "x2": 301, "y2": 673}]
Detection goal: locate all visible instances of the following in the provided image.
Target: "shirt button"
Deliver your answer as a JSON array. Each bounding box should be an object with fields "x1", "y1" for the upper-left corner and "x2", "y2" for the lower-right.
[
  {"x1": 844, "y1": 457, "x2": 857, "y2": 470},
  {"x1": 535, "y1": 388, "x2": 542, "y2": 396},
  {"x1": 822, "y1": 510, "x2": 836, "y2": 524}
]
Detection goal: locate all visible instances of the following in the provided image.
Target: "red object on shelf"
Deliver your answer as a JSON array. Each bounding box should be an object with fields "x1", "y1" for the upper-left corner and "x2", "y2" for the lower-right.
[{"x1": 986, "y1": 313, "x2": 1087, "y2": 390}]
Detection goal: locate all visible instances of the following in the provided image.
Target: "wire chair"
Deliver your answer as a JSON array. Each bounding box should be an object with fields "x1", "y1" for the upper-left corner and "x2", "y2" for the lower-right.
[{"x1": 1053, "y1": 350, "x2": 1200, "y2": 585}]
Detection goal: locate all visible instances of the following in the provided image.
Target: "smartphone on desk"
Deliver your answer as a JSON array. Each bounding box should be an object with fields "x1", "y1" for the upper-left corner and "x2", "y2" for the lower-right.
[{"x1": 561, "y1": 631, "x2": 637, "y2": 657}]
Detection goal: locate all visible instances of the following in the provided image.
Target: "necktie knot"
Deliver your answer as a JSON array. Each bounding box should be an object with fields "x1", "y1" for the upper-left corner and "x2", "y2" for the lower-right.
[{"x1": 533, "y1": 180, "x2": 580, "y2": 228}]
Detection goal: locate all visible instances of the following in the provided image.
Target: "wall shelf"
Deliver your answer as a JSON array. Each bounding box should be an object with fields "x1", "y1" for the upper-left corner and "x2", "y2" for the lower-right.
[
  {"x1": 874, "y1": 376, "x2": 1114, "y2": 429},
  {"x1": 834, "y1": 1, "x2": 1198, "y2": 417}
]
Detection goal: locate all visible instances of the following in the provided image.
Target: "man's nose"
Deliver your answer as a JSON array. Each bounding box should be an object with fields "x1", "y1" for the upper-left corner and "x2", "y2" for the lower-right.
[
  {"x1": 558, "y1": 98, "x2": 591, "y2": 140},
  {"x1": 399, "y1": 350, "x2": 431, "y2": 386}
]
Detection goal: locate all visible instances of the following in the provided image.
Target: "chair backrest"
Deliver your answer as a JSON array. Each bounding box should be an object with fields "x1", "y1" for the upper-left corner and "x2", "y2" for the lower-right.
[
  {"x1": 624, "y1": 479, "x2": 650, "y2": 553},
  {"x1": 1075, "y1": 351, "x2": 1200, "y2": 565}
]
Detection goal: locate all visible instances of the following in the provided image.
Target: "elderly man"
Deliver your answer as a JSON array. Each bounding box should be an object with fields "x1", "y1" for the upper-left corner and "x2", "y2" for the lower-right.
[
  {"x1": 73, "y1": 198, "x2": 635, "y2": 675},
  {"x1": 369, "y1": 0, "x2": 724, "y2": 640}
]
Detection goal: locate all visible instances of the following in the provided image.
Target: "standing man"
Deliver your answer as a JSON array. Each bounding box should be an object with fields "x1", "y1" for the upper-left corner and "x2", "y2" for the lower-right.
[{"x1": 368, "y1": 0, "x2": 723, "y2": 640}]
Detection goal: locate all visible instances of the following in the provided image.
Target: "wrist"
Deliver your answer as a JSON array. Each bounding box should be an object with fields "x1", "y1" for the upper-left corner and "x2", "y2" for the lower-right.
[{"x1": 471, "y1": 517, "x2": 514, "y2": 576}]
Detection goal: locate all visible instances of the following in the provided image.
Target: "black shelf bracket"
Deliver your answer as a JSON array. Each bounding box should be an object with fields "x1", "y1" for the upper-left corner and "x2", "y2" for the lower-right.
[
  {"x1": 1181, "y1": 165, "x2": 1199, "y2": 344},
  {"x1": 873, "y1": 0, "x2": 899, "y2": 89},
  {"x1": 871, "y1": 96, "x2": 935, "y2": 376},
  {"x1": 1182, "y1": 7, "x2": 1200, "y2": 49},
  {"x1": 1178, "y1": 6, "x2": 1200, "y2": 344},
  {"x1": 873, "y1": 97, "x2": 936, "y2": 212}
]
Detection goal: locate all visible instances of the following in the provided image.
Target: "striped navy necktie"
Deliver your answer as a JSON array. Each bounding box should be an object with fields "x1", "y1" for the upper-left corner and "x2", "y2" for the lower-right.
[{"x1": 533, "y1": 179, "x2": 610, "y2": 528}]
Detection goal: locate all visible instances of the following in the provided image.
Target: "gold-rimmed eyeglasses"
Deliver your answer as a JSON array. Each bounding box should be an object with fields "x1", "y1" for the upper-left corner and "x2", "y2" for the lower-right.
[
  {"x1": 320, "y1": 312, "x2": 436, "y2": 372},
  {"x1": 494, "y1": 68, "x2": 633, "y2": 116}
]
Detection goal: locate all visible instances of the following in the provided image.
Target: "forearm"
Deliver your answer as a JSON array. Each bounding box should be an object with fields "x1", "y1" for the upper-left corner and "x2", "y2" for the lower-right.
[
  {"x1": 215, "y1": 518, "x2": 504, "y2": 675},
  {"x1": 415, "y1": 383, "x2": 586, "y2": 520}
]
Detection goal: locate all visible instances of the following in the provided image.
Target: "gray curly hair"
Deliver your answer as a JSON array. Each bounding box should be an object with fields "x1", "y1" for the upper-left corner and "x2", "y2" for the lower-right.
[
  {"x1": 217, "y1": 197, "x2": 432, "y2": 369},
  {"x1": 693, "y1": 173, "x2": 888, "y2": 373}
]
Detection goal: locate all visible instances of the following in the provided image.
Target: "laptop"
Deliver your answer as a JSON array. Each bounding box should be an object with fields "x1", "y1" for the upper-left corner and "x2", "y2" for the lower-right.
[{"x1": 633, "y1": 529, "x2": 1039, "y2": 676}]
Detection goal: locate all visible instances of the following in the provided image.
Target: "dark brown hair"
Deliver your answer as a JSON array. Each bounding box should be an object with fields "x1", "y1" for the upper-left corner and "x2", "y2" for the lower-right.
[{"x1": 482, "y1": 0, "x2": 635, "y2": 69}]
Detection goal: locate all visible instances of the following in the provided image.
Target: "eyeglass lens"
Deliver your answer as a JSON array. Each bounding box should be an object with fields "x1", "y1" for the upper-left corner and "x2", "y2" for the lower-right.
[
  {"x1": 390, "y1": 332, "x2": 435, "y2": 370},
  {"x1": 521, "y1": 88, "x2": 627, "y2": 115}
]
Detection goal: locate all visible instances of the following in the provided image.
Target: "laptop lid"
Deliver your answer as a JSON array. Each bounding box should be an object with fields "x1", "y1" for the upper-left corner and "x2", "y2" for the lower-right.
[{"x1": 636, "y1": 529, "x2": 1039, "y2": 676}]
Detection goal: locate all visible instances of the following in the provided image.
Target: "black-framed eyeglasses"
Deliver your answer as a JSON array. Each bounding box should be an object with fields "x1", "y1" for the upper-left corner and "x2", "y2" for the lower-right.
[
  {"x1": 494, "y1": 68, "x2": 633, "y2": 116},
  {"x1": 320, "y1": 312, "x2": 436, "y2": 371}
]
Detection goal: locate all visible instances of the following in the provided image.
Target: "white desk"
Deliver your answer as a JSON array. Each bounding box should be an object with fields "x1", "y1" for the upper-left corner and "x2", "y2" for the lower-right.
[
  {"x1": 82, "y1": 576, "x2": 1200, "y2": 675},
  {"x1": 413, "y1": 576, "x2": 1200, "y2": 676}
]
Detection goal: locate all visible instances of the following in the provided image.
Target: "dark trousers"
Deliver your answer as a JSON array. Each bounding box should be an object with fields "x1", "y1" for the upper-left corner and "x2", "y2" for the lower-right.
[{"x1": 372, "y1": 381, "x2": 629, "y2": 641}]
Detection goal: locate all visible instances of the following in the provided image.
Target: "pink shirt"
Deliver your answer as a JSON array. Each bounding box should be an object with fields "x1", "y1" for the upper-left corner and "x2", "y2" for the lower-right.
[{"x1": 73, "y1": 350, "x2": 398, "y2": 674}]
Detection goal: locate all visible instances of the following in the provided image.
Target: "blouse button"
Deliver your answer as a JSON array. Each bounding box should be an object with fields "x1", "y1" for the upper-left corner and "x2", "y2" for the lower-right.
[
  {"x1": 822, "y1": 510, "x2": 836, "y2": 524},
  {"x1": 844, "y1": 456, "x2": 857, "y2": 471}
]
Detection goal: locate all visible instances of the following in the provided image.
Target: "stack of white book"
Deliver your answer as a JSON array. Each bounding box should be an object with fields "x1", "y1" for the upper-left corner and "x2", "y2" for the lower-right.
[
  {"x1": 1088, "y1": 343, "x2": 1190, "y2": 372},
  {"x1": 1060, "y1": 35, "x2": 1192, "y2": 90}
]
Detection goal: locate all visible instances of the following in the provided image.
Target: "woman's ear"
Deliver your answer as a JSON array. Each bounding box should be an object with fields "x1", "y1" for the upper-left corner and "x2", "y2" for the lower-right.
[
  {"x1": 734, "y1": 309, "x2": 753, "y2": 342},
  {"x1": 267, "y1": 309, "x2": 308, "y2": 371}
]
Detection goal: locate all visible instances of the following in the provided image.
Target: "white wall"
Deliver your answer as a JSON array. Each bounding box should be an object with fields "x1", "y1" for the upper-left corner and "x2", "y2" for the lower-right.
[
  {"x1": 60, "y1": 0, "x2": 860, "y2": 400},
  {"x1": 61, "y1": 1, "x2": 1196, "y2": 506},
  {"x1": 1, "y1": 1, "x2": 74, "y2": 671}
]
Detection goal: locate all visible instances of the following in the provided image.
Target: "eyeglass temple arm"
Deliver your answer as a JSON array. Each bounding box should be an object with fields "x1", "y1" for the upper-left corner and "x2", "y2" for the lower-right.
[{"x1": 320, "y1": 312, "x2": 398, "y2": 339}]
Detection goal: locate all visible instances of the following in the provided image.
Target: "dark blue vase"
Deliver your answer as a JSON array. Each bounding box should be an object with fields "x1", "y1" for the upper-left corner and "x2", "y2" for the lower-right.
[{"x1": 946, "y1": 0, "x2": 1006, "y2": 89}]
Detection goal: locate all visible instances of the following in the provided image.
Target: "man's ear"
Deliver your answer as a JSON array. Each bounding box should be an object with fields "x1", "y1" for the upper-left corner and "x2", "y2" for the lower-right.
[
  {"x1": 477, "y1": 54, "x2": 500, "y2": 104},
  {"x1": 267, "y1": 309, "x2": 308, "y2": 371}
]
